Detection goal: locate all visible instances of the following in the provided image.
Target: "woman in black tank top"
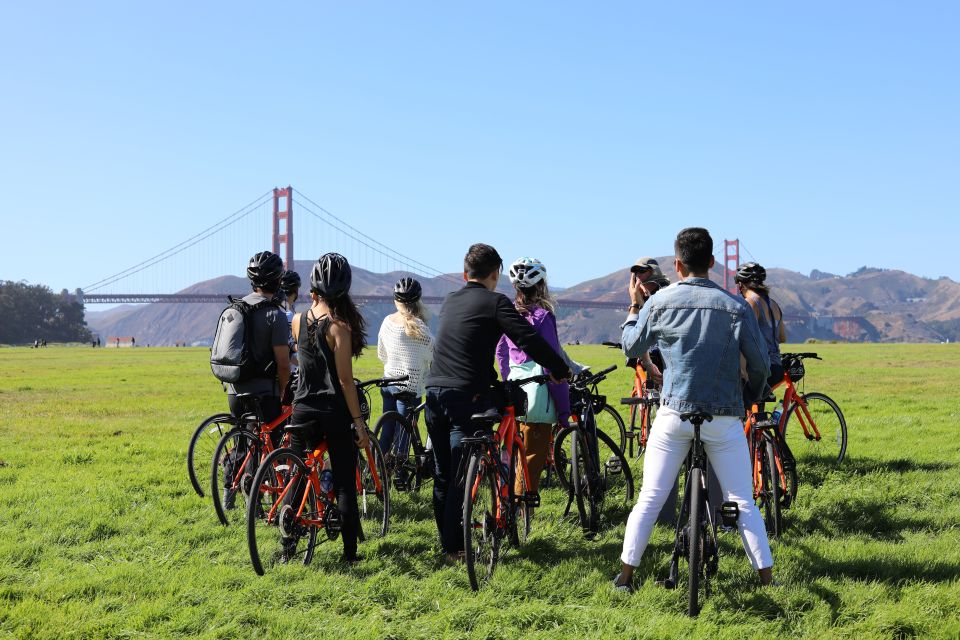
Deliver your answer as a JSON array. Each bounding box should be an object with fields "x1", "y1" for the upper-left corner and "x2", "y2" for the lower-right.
[{"x1": 289, "y1": 253, "x2": 369, "y2": 563}]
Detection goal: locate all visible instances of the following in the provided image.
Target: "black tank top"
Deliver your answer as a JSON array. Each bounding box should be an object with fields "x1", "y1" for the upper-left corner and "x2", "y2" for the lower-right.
[{"x1": 293, "y1": 311, "x2": 346, "y2": 407}]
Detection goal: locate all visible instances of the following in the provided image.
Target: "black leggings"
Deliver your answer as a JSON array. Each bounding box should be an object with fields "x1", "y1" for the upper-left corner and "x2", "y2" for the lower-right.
[{"x1": 288, "y1": 403, "x2": 361, "y2": 560}]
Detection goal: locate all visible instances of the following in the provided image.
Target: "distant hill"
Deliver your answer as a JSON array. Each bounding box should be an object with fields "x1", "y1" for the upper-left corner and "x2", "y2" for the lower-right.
[{"x1": 85, "y1": 259, "x2": 960, "y2": 345}]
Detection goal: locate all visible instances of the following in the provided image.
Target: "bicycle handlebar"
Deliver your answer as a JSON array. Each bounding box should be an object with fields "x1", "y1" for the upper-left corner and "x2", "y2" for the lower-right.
[
  {"x1": 356, "y1": 374, "x2": 410, "y2": 389},
  {"x1": 507, "y1": 373, "x2": 552, "y2": 387},
  {"x1": 781, "y1": 352, "x2": 821, "y2": 360},
  {"x1": 571, "y1": 364, "x2": 617, "y2": 389}
]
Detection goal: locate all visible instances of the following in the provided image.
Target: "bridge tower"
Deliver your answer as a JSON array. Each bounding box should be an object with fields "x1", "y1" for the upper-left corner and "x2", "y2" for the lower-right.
[
  {"x1": 723, "y1": 238, "x2": 740, "y2": 294},
  {"x1": 272, "y1": 186, "x2": 294, "y2": 268}
]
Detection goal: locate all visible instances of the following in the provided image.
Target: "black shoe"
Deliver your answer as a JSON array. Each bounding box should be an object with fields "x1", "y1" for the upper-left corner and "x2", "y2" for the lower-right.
[{"x1": 612, "y1": 573, "x2": 634, "y2": 594}]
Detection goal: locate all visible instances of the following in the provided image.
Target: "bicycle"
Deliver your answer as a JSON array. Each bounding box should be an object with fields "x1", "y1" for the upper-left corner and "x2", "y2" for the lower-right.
[
  {"x1": 459, "y1": 374, "x2": 550, "y2": 590},
  {"x1": 552, "y1": 365, "x2": 634, "y2": 533},
  {"x1": 773, "y1": 353, "x2": 848, "y2": 464},
  {"x1": 743, "y1": 401, "x2": 795, "y2": 538},
  {"x1": 187, "y1": 412, "x2": 236, "y2": 497},
  {"x1": 660, "y1": 411, "x2": 740, "y2": 617},
  {"x1": 603, "y1": 341, "x2": 658, "y2": 458},
  {"x1": 210, "y1": 394, "x2": 292, "y2": 525},
  {"x1": 371, "y1": 378, "x2": 435, "y2": 493},
  {"x1": 245, "y1": 420, "x2": 392, "y2": 574}
]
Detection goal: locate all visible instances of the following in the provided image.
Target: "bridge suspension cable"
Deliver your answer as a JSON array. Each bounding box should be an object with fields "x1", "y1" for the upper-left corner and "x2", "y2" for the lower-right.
[{"x1": 83, "y1": 191, "x2": 273, "y2": 292}]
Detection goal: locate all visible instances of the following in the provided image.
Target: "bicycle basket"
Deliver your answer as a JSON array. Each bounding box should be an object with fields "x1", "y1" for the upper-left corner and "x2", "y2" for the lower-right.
[{"x1": 783, "y1": 356, "x2": 805, "y2": 382}]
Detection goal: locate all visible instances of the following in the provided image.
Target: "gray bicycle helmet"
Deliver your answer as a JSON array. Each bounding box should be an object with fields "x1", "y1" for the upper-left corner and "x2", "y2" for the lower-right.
[
  {"x1": 310, "y1": 253, "x2": 352, "y2": 298},
  {"x1": 394, "y1": 277, "x2": 422, "y2": 303},
  {"x1": 735, "y1": 262, "x2": 767, "y2": 284},
  {"x1": 247, "y1": 251, "x2": 284, "y2": 289}
]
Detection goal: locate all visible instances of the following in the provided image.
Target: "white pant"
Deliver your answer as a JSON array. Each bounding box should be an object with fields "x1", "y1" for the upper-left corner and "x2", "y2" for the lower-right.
[{"x1": 620, "y1": 406, "x2": 773, "y2": 571}]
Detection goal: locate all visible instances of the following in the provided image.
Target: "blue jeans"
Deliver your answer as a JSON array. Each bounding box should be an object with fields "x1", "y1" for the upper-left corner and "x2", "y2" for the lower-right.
[
  {"x1": 378, "y1": 389, "x2": 420, "y2": 462},
  {"x1": 425, "y1": 387, "x2": 492, "y2": 554}
]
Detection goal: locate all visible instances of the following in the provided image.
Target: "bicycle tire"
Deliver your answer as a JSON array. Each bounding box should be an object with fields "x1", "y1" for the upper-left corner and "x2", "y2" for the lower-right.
[
  {"x1": 761, "y1": 435, "x2": 782, "y2": 538},
  {"x1": 570, "y1": 430, "x2": 599, "y2": 532},
  {"x1": 357, "y1": 438, "x2": 391, "y2": 538},
  {"x1": 687, "y1": 467, "x2": 704, "y2": 617},
  {"x1": 372, "y1": 410, "x2": 407, "y2": 481},
  {"x1": 211, "y1": 427, "x2": 262, "y2": 526},
  {"x1": 187, "y1": 413, "x2": 235, "y2": 497},
  {"x1": 463, "y1": 451, "x2": 500, "y2": 591},
  {"x1": 247, "y1": 447, "x2": 318, "y2": 575},
  {"x1": 782, "y1": 392, "x2": 847, "y2": 464},
  {"x1": 593, "y1": 428, "x2": 635, "y2": 507},
  {"x1": 597, "y1": 404, "x2": 627, "y2": 457},
  {"x1": 508, "y1": 442, "x2": 531, "y2": 547}
]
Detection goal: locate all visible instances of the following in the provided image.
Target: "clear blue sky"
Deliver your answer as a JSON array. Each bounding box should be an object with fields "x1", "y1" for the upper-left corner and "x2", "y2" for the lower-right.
[{"x1": 1, "y1": 1, "x2": 958, "y2": 292}]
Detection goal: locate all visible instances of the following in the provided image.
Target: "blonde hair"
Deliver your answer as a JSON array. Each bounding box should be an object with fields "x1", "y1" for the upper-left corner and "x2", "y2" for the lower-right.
[
  {"x1": 394, "y1": 300, "x2": 430, "y2": 340},
  {"x1": 515, "y1": 279, "x2": 556, "y2": 315}
]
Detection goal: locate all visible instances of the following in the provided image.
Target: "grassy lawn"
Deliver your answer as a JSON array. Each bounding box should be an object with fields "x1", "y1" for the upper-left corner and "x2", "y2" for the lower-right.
[{"x1": 1, "y1": 343, "x2": 958, "y2": 639}]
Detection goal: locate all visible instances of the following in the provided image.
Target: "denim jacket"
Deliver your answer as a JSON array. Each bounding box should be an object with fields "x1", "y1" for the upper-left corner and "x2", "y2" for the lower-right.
[{"x1": 621, "y1": 277, "x2": 770, "y2": 417}]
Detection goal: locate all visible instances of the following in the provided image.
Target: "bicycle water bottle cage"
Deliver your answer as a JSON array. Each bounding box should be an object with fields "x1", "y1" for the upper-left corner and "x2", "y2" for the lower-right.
[
  {"x1": 719, "y1": 501, "x2": 740, "y2": 528},
  {"x1": 469, "y1": 408, "x2": 502, "y2": 429}
]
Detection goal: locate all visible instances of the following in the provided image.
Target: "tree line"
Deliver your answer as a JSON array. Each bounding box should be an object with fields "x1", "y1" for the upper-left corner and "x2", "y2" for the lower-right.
[{"x1": 0, "y1": 281, "x2": 92, "y2": 344}]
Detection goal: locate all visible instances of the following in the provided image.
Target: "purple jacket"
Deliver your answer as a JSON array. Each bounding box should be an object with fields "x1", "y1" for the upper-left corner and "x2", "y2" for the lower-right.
[{"x1": 496, "y1": 306, "x2": 571, "y2": 425}]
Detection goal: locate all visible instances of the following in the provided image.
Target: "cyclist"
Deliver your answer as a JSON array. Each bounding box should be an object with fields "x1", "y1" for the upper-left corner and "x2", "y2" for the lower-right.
[
  {"x1": 495, "y1": 257, "x2": 570, "y2": 503},
  {"x1": 377, "y1": 277, "x2": 434, "y2": 483},
  {"x1": 628, "y1": 257, "x2": 671, "y2": 385},
  {"x1": 735, "y1": 262, "x2": 787, "y2": 390},
  {"x1": 425, "y1": 243, "x2": 571, "y2": 563},
  {"x1": 613, "y1": 228, "x2": 774, "y2": 592},
  {"x1": 279, "y1": 270, "x2": 302, "y2": 372},
  {"x1": 287, "y1": 253, "x2": 370, "y2": 564},
  {"x1": 226, "y1": 252, "x2": 291, "y2": 440}
]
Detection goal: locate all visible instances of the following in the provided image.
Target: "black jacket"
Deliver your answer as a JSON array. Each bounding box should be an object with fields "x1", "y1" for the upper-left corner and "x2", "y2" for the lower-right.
[{"x1": 426, "y1": 282, "x2": 570, "y2": 392}]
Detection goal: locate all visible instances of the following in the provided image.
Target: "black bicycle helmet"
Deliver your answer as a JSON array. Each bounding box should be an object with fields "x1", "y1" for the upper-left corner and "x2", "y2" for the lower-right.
[
  {"x1": 247, "y1": 251, "x2": 284, "y2": 289},
  {"x1": 310, "y1": 253, "x2": 352, "y2": 299},
  {"x1": 279, "y1": 270, "x2": 302, "y2": 294},
  {"x1": 394, "y1": 277, "x2": 422, "y2": 303},
  {"x1": 735, "y1": 262, "x2": 767, "y2": 284}
]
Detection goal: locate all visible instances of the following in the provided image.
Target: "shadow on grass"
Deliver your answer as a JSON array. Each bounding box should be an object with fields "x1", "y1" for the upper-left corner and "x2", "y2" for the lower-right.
[{"x1": 790, "y1": 539, "x2": 960, "y2": 584}]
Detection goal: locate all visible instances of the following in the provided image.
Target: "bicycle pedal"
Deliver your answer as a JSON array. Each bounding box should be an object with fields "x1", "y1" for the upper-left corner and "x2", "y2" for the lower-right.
[
  {"x1": 605, "y1": 457, "x2": 623, "y2": 474},
  {"x1": 394, "y1": 480, "x2": 410, "y2": 491},
  {"x1": 719, "y1": 501, "x2": 740, "y2": 528},
  {"x1": 523, "y1": 492, "x2": 541, "y2": 508},
  {"x1": 657, "y1": 578, "x2": 677, "y2": 590}
]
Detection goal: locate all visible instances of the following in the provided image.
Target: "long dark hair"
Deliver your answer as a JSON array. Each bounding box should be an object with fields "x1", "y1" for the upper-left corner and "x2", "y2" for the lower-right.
[{"x1": 322, "y1": 294, "x2": 367, "y2": 358}]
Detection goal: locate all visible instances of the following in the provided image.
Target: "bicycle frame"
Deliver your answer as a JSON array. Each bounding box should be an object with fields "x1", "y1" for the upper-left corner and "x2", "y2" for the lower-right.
[
  {"x1": 467, "y1": 403, "x2": 533, "y2": 529},
  {"x1": 266, "y1": 441, "x2": 333, "y2": 529},
  {"x1": 224, "y1": 404, "x2": 293, "y2": 496}
]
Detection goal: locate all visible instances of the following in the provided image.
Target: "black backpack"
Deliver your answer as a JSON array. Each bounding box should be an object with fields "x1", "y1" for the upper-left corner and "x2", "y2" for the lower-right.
[{"x1": 210, "y1": 297, "x2": 279, "y2": 383}]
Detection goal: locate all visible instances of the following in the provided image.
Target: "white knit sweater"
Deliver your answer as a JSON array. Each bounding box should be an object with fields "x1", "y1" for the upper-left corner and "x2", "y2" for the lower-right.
[{"x1": 377, "y1": 316, "x2": 434, "y2": 396}]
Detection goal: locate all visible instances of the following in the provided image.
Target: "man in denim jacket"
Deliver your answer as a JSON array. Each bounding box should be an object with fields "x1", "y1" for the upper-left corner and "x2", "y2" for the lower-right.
[{"x1": 613, "y1": 227, "x2": 774, "y2": 592}]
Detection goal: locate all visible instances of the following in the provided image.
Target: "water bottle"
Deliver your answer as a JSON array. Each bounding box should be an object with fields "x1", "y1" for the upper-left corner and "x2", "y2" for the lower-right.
[
  {"x1": 771, "y1": 402, "x2": 783, "y2": 425},
  {"x1": 319, "y1": 469, "x2": 334, "y2": 494}
]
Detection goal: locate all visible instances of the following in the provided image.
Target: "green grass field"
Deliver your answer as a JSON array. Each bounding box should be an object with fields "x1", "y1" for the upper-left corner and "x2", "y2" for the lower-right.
[{"x1": 1, "y1": 344, "x2": 959, "y2": 639}]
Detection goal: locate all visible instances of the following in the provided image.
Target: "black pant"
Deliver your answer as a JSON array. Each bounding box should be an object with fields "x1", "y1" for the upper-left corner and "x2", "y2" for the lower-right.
[
  {"x1": 228, "y1": 393, "x2": 284, "y2": 449},
  {"x1": 287, "y1": 402, "x2": 360, "y2": 561},
  {"x1": 425, "y1": 387, "x2": 492, "y2": 554}
]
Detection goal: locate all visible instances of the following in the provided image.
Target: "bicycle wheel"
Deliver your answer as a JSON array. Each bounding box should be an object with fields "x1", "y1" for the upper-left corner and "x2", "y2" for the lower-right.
[
  {"x1": 247, "y1": 447, "x2": 318, "y2": 575},
  {"x1": 463, "y1": 451, "x2": 500, "y2": 591},
  {"x1": 372, "y1": 411, "x2": 407, "y2": 483},
  {"x1": 187, "y1": 413, "x2": 235, "y2": 497},
  {"x1": 211, "y1": 428, "x2": 262, "y2": 526},
  {"x1": 551, "y1": 425, "x2": 574, "y2": 493},
  {"x1": 570, "y1": 430, "x2": 599, "y2": 532},
  {"x1": 508, "y1": 442, "x2": 531, "y2": 547},
  {"x1": 687, "y1": 467, "x2": 704, "y2": 617},
  {"x1": 357, "y1": 438, "x2": 391, "y2": 538},
  {"x1": 596, "y1": 404, "x2": 627, "y2": 456},
  {"x1": 760, "y1": 436, "x2": 782, "y2": 538},
  {"x1": 593, "y1": 428, "x2": 635, "y2": 512},
  {"x1": 782, "y1": 392, "x2": 847, "y2": 464}
]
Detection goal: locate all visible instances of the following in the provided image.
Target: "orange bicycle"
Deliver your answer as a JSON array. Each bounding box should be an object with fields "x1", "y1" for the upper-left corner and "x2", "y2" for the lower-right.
[
  {"x1": 459, "y1": 374, "x2": 549, "y2": 590},
  {"x1": 245, "y1": 404, "x2": 393, "y2": 573},
  {"x1": 210, "y1": 395, "x2": 292, "y2": 525},
  {"x1": 743, "y1": 401, "x2": 795, "y2": 538},
  {"x1": 604, "y1": 341, "x2": 658, "y2": 458},
  {"x1": 773, "y1": 353, "x2": 847, "y2": 465}
]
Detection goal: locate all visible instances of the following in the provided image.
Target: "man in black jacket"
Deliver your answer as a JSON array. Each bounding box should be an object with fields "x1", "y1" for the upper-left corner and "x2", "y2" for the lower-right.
[{"x1": 425, "y1": 243, "x2": 571, "y2": 561}]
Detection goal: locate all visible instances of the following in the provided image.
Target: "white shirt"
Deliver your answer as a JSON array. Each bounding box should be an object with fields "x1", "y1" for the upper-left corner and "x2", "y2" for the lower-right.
[{"x1": 377, "y1": 315, "x2": 434, "y2": 396}]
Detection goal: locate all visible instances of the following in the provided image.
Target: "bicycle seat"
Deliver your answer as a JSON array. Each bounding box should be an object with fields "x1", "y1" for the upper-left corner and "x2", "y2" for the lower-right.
[
  {"x1": 680, "y1": 411, "x2": 713, "y2": 425},
  {"x1": 283, "y1": 422, "x2": 317, "y2": 434},
  {"x1": 470, "y1": 408, "x2": 502, "y2": 428},
  {"x1": 239, "y1": 412, "x2": 260, "y2": 425},
  {"x1": 393, "y1": 391, "x2": 418, "y2": 403},
  {"x1": 234, "y1": 392, "x2": 255, "y2": 399},
  {"x1": 460, "y1": 432, "x2": 495, "y2": 447}
]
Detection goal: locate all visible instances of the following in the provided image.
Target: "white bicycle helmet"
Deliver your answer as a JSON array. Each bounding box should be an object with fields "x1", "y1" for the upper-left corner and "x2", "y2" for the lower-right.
[{"x1": 509, "y1": 257, "x2": 547, "y2": 288}]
